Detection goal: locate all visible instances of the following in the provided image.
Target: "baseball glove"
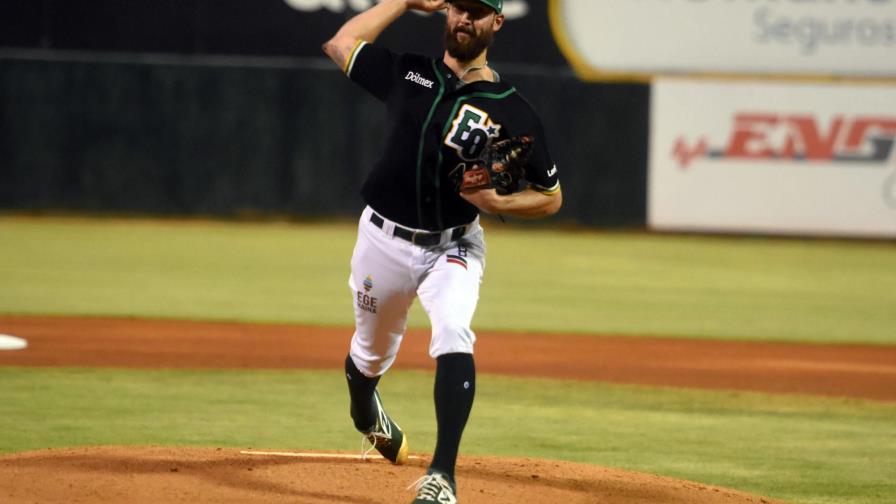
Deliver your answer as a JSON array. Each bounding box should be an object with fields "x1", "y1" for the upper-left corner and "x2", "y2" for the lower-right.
[{"x1": 456, "y1": 135, "x2": 534, "y2": 195}]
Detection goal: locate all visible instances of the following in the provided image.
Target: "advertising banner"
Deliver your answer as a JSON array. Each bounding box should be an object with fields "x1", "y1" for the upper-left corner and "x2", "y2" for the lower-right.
[
  {"x1": 649, "y1": 78, "x2": 896, "y2": 238},
  {"x1": 551, "y1": 0, "x2": 896, "y2": 80}
]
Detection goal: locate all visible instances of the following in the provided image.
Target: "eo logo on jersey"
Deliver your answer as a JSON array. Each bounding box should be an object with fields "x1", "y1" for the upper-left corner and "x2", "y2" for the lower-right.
[{"x1": 444, "y1": 104, "x2": 502, "y2": 161}]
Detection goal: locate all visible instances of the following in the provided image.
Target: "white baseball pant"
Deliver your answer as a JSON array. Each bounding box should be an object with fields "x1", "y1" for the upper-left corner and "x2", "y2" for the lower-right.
[{"x1": 348, "y1": 205, "x2": 485, "y2": 377}]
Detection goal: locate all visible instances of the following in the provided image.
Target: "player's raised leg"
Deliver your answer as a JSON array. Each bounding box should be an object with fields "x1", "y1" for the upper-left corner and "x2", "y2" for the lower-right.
[{"x1": 346, "y1": 208, "x2": 417, "y2": 464}]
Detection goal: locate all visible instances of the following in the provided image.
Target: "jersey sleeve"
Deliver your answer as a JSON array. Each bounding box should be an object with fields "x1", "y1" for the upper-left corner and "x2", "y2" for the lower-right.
[
  {"x1": 344, "y1": 40, "x2": 396, "y2": 102},
  {"x1": 525, "y1": 117, "x2": 560, "y2": 195}
]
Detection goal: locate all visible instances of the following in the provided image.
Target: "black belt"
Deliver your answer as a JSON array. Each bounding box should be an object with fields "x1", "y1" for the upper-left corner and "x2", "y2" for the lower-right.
[{"x1": 370, "y1": 212, "x2": 465, "y2": 246}]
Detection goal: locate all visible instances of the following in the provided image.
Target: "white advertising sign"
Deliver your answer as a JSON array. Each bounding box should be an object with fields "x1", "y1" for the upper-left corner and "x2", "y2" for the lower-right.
[
  {"x1": 649, "y1": 78, "x2": 896, "y2": 238},
  {"x1": 550, "y1": 0, "x2": 896, "y2": 80}
]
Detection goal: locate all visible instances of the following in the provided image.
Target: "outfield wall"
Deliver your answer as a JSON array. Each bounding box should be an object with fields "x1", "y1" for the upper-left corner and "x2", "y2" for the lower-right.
[
  {"x1": 0, "y1": 55, "x2": 648, "y2": 226},
  {"x1": 6, "y1": 1, "x2": 893, "y2": 235},
  {"x1": 0, "y1": 0, "x2": 648, "y2": 227}
]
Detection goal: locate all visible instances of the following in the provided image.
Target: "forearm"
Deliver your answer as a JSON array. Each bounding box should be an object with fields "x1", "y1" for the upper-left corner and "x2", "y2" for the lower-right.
[
  {"x1": 496, "y1": 187, "x2": 563, "y2": 218},
  {"x1": 463, "y1": 186, "x2": 563, "y2": 219},
  {"x1": 322, "y1": 0, "x2": 408, "y2": 68}
]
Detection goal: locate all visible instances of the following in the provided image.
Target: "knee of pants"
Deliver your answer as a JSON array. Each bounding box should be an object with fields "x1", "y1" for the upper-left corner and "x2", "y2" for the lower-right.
[
  {"x1": 429, "y1": 323, "x2": 476, "y2": 358},
  {"x1": 349, "y1": 341, "x2": 398, "y2": 378}
]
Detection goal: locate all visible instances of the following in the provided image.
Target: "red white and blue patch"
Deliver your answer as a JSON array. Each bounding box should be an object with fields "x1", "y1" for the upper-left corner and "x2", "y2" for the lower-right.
[{"x1": 446, "y1": 254, "x2": 468, "y2": 269}]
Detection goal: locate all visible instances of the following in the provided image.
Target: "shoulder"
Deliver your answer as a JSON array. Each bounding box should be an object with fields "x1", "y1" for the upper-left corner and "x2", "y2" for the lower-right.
[
  {"x1": 471, "y1": 76, "x2": 540, "y2": 116},
  {"x1": 380, "y1": 51, "x2": 439, "y2": 73},
  {"x1": 352, "y1": 43, "x2": 433, "y2": 69},
  {"x1": 402, "y1": 52, "x2": 434, "y2": 65},
  {"x1": 503, "y1": 87, "x2": 541, "y2": 117},
  {"x1": 477, "y1": 84, "x2": 544, "y2": 130}
]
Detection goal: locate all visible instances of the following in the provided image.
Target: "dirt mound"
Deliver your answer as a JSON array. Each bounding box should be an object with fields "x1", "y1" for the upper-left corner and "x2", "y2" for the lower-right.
[{"x1": 0, "y1": 446, "x2": 781, "y2": 504}]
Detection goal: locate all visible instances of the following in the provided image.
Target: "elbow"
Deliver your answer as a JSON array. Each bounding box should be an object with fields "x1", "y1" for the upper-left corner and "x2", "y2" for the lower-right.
[
  {"x1": 322, "y1": 38, "x2": 336, "y2": 59},
  {"x1": 322, "y1": 37, "x2": 347, "y2": 68},
  {"x1": 543, "y1": 190, "x2": 562, "y2": 217},
  {"x1": 323, "y1": 34, "x2": 357, "y2": 68},
  {"x1": 523, "y1": 191, "x2": 561, "y2": 219}
]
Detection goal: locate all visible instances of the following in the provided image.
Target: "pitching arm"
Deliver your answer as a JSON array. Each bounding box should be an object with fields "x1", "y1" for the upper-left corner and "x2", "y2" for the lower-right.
[{"x1": 322, "y1": 0, "x2": 447, "y2": 69}]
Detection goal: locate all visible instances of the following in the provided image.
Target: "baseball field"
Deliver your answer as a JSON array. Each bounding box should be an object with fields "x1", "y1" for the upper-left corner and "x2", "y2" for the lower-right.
[{"x1": 1, "y1": 216, "x2": 895, "y2": 503}]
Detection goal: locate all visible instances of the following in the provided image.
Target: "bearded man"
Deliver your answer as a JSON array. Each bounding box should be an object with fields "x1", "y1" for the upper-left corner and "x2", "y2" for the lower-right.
[{"x1": 323, "y1": 1, "x2": 561, "y2": 502}]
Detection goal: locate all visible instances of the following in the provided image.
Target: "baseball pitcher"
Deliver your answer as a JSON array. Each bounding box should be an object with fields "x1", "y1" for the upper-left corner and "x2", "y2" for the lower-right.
[{"x1": 322, "y1": 1, "x2": 562, "y2": 502}]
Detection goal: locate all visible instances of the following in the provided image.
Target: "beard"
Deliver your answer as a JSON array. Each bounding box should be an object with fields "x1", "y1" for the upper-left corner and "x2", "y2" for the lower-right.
[{"x1": 444, "y1": 23, "x2": 494, "y2": 62}]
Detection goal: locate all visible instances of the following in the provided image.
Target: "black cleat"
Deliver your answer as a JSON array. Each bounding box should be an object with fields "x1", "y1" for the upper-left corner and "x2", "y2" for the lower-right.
[
  {"x1": 408, "y1": 471, "x2": 457, "y2": 504},
  {"x1": 361, "y1": 390, "x2": 408, "y2": 465}
]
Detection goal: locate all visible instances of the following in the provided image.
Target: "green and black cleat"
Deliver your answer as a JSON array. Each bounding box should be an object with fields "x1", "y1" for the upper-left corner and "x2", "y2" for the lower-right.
[{"x1": 361, "y1": 390, "x2": 408, "y2": 465}]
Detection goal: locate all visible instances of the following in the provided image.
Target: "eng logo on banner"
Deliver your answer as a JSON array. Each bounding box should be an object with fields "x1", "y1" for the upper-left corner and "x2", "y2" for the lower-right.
[
  {"x1": 672, "y1": 114, "x2": 896, "y2": 170},
  {"x1": 650, "y1": 78, "x2": 896, "y2": 238}
]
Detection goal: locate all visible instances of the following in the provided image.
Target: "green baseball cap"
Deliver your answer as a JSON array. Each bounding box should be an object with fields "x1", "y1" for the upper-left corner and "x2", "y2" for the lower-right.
[{"x1": 449, "y1": 0, "x2": 502, "y2": 14}]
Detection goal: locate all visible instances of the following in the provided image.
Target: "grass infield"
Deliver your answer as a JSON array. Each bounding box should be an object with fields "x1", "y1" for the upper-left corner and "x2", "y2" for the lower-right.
[
  {"x1": 2, "y1": 216, "x2": 895, "y2": 503},
  {"x1": 1, "y1": 216, "x2": 894, "y2": 344}
]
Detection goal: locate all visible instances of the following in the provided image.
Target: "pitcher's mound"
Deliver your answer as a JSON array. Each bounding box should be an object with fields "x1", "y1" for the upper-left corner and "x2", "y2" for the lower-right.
[{"x1": 0, "y1": 446, "x2": 780, "y2": 504}]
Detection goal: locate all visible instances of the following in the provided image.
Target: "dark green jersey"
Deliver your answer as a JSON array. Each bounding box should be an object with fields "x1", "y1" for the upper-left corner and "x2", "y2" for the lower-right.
[{"x1": 346, "y1": 41, "x2": 560, "y2": 231}]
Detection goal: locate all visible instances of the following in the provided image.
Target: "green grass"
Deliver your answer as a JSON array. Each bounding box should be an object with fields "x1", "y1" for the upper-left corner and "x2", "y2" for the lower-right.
[
  {"x1": 1, "y1": 367, "x2": 894, "y2": 504},
  {"x1": 0, "y1": 217, "x2": 356, "y2": 324},
  {"x1": 2, "y1": 216, "x2": 895, "y2": 503},
  {"x1": 1, "y1": 216, "x2": 895, "y2": 343}
]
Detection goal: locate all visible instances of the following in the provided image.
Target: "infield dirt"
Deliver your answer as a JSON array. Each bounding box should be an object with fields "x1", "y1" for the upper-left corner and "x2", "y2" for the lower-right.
[
  {"x1": 0, "y1": 446, "x2": 784, "y2": 504},
  {"x1": 2, "y1": 315, "x2": 894, "y2": 400},
  {"x1": 2, "y1": 315, "x2": 894, "y2": 503}
]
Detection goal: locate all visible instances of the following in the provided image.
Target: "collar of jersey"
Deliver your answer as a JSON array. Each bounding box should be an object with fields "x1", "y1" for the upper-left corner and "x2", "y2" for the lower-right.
[{"x1": 436, "y1": 60, "x2": 512, "y2": 95}]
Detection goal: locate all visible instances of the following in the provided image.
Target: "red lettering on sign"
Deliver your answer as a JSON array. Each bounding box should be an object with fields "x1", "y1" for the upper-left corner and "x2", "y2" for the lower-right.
[
  {"x1": 672, "y1": 112, "x2": 896, "y2": 167},
  {"x1": 787, "y1": 115, "x2": 843, "y2": 161},
  {"x1": 725, "y1": 114, "x2": 778, "y2": 159},
  {"x1": 842, "y1": 118, "x2": 896, "y2": 151}
]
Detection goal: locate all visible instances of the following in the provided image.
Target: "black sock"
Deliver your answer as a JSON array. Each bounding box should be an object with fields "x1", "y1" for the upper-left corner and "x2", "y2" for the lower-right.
[
  {"x1": 430, "y1": 353, "x2": 476, "y2": 481},
  {"x1": 344, "y1": 354, "x2": 380, "y2": 432}
]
